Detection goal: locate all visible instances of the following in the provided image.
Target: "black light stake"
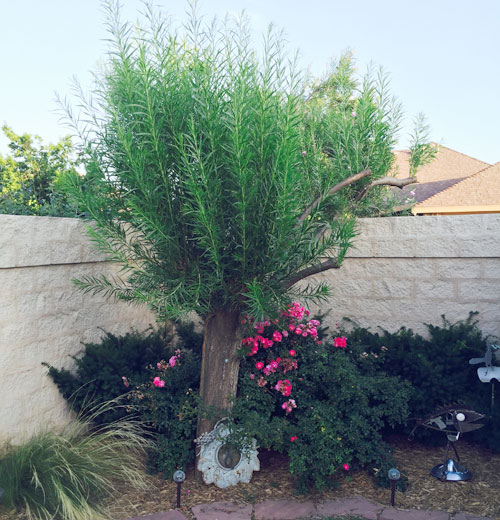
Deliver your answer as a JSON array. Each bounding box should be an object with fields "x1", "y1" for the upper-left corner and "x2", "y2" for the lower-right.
[
  {"x1": 173, "y1": 470, "x2": 186, "y2": 508},
  {"x1": 388, "y1": 468, "x2": 400, "y2": 507}
]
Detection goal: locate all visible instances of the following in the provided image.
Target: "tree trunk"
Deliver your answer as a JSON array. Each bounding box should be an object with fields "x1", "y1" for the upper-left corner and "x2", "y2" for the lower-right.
[{"x1": 196, "y1": 309, "x2": 242, "y2": 438}]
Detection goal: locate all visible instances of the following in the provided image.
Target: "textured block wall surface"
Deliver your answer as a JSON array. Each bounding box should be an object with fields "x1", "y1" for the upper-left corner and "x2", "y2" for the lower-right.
[
  {"x1": 1, "y1": 214, "x2": 499, "y2": 444},
  {"x1": 0, "y1": 215, "x2": 156, "y2": 445},
  {"x1": 311, "y1": 214, "x2": 500, "y2": 340}
]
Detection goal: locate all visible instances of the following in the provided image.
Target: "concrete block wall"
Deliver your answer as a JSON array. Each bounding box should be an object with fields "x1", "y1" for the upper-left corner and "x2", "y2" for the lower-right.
[
  {"x1": 0, "y1": 215, "x2": 156, "y2": 445},
  {"x1": 312, "y1": 214, "x2": 500, "y2": 340},
  {"x1": 1, "y1": 213, "x2": 499, "y2": 444}
]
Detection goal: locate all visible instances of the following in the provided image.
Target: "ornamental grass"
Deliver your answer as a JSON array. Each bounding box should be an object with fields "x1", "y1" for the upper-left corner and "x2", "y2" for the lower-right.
[{"x1": 0, "y1": 400, "x2": 150, "y2": 520}]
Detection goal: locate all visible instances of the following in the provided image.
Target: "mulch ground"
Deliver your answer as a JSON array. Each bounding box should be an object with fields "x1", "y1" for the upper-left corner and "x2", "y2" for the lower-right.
[
  {"x1": 107, "y1": 435, "x2": 500, "y2": 520},
  {"x1": 1, "y1": 435, "x2": 499, "y2": 519}
]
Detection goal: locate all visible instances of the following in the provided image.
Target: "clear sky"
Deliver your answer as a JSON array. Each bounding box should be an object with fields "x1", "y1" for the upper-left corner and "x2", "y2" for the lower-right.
[{"x1": 1, "y1": 0, "x2": 499, "y2": 163}]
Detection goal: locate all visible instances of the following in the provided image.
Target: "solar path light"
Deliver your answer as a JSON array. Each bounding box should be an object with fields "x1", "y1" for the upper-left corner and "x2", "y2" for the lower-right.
[
  {"x1": 388, "y1": 468, "x2": 400, "y2": 507},
  {"x1": 173, "y1": 470, "x2": 186, "y2": 508}
]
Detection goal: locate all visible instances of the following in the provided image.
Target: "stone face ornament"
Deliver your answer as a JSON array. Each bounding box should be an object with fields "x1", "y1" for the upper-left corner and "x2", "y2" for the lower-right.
[{"x1": 197, "y1": 422, "x2": 260, "y2": 488}]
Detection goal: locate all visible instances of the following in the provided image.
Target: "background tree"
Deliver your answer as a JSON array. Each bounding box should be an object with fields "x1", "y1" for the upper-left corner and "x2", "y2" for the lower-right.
[
  {"x1": 0, "y1": 126, "x2": 79, "y2": 216},
  {"x1": 62, "y1": 3, "x2": 415, "y2": 439}
]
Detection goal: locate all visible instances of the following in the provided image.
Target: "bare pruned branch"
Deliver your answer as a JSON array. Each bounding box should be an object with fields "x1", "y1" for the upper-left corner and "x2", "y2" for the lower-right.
[
  {"x1": 355, "y1": 176, "x2": 417, "y2": 202},
  {"x1": 281, "y1": 257, "x2": 339, "y2": 290},
  {"x1": 298, "y1": 169, "x2": 372, "y2": 224}
]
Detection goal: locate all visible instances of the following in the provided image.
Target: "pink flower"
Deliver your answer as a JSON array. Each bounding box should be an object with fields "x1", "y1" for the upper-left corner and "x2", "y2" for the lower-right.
[
  {"x1": 262, "y1": 338, "x2": 273, "y2": 348},
  {"x1": 272, "y1": 331, "x2": 282, "y2": 342},
  {"x1": 289, "y1": 349, "x2": 296, "y2": 357},
  {"x1": 249, "y1": 373, "x2": 255, "y2": 380},
  {"x1": 282, "y1": 330, "x2": 289, "y2": 337},
  {"x1": 169, "y1": 356, "x2": 177, "y2": 367},
  {"x1": 121, "y1": 376, "x2": 129, "y2": 388},
  {"x1": 334, "y1": 336, "x2": 347, "y2": 348},
  {"x1": 290, "y1": 436, "x2": 298, "y2": 442},
  {"x1": 256, "y1": 361, "x2": 264, "y2": 370},
  {"x1": 343, "y1": 463, "x2": 350, "y2": 471},
  {"x1": 153, "y1": 376, "x2": 165, "y2": 388}
]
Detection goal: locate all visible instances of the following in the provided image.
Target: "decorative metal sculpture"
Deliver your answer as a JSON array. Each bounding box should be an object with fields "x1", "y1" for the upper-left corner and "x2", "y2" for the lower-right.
[
  {"x1": 413, "y1": 405, "x2": 484, "y2": 481},
  {"x1": 196, "y1": 420, "x2": 260, "y2": 488},
  {"x1": 469, "y1": 344, "x2": 500, "y2": 384}
]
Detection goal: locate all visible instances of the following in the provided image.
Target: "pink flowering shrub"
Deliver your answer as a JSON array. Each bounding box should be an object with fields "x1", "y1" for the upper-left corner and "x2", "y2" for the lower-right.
[{"x1": 231, "y1": 302, "x2": 411, "y2": 492}]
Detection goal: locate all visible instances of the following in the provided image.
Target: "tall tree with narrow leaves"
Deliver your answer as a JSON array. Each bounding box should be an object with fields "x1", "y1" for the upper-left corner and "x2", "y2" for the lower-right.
[{"x1": 62, "y1": 2, "x2": 415, "y2": 440}]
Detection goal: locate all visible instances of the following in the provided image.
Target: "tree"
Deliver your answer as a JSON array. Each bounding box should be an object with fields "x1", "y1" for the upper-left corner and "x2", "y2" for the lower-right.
[
  {"x1": 62, "y1": 3, "x2": 416, "y2": 440},
  {"x1": 0, "y1": 126, "x2": 79, "y2": 216}
]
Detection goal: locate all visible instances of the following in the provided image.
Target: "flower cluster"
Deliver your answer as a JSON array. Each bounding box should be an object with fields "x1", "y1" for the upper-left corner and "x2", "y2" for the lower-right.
[
  {"x1": 281, "y1": 398, "x2": 297, "y2": 414},
  {"x1": 241, "y1": 302, "x2": 353, "y2": 455},
  {"x1": 242, "y1": 302, "x2": 325, "y2": 421},
  {"x1": 333, "y1": 336, "x2": 347, "y2": 348},
  {"x1": 151, "y1": 349, "x2": 182, "y2": 388}
]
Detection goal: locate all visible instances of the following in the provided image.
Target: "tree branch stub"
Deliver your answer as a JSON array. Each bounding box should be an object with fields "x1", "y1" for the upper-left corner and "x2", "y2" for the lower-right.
[
  {"x1": 281, "y1": 257, "x2": 339, "y2": 290},
  {"x1": 298, "y1": 168, "x2": 372, "y2": 224}
]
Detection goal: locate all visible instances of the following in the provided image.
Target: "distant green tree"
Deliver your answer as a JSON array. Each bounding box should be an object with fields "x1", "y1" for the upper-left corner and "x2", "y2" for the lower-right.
[
  {"x1": 62, "y1": 3, "x2": 416, "y2": 441},
  {"x1": 0, "y1": 126, "x2": 79, "y2": 216}
]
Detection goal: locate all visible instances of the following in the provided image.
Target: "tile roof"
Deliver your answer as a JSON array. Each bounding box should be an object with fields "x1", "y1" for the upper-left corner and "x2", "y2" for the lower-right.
[
  {"x1": 413, "y1": 161, "x2": 500, "y2": 214},
  {"x1": 393, "y1": 143, "x2": 490, "y2": 183},
  {"x1": 395, "y1": 178, "x2": 464, "y2": 204}
]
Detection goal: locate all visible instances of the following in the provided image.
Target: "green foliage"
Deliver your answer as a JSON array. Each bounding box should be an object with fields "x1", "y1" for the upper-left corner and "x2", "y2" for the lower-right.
[
  {"x1": 46, "y1": 325, "x2": 203, "y2": 475},
  {"x1": 408, "y1": 113, "x2": 438, "y2": 177},
  {"x1": 61, "y1": 3, "x2": 408, "y2": 323},
  {"x1": 129, "y1": 356, "x2": 200, "y2": 476},
  {"x1": 44, "y1": 328, "x2": 174, "y2": 424},
  {"x1": 0, "y1": 125, "x2": 80, "y2": 217},
  {"x1": 229, "y1": 306, "x2": 411, "y2": 492},
  {"x1": 344, "y1": 313, "x2": 494, "y2": 445},
  {"x1": 0, "y1": 401, "x2": 150, "y2": 520}
]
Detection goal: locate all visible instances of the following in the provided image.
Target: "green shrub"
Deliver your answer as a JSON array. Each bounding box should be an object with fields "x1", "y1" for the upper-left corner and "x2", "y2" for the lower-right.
[
  {"x1": 128, "y1": 348, "x2": 201, "y2": 476},
  {"x1": 45, "y1": 324, "x2": 202, "y2": 476},
  {"x1": 230, "y1": 303, "x2": 411, "y2": 492},
  {"x1": 344, "y1": 313, "x2": 495, "y2": 447},
  {"x1": 45, "y1": 327, "x2": 170, "y2": 424},
  {"x1": 0, "y1": 401, "x2": 150, "y2": 520}
]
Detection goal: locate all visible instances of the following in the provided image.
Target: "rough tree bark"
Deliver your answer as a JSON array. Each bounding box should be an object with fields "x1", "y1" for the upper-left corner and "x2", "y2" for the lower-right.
[{"x1": 197, "y1": 309, "x2": 242, "y2": 439}]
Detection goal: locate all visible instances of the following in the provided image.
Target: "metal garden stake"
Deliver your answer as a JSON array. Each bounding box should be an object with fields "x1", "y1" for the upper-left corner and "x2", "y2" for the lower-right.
[{"x1": 173, "y1": 470, "x2": 186, "y2": 508}]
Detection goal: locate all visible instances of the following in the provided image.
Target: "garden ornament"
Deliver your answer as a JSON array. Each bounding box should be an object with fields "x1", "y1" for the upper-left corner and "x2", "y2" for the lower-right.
[
  {"x1": 470, "y1": 344, "x2": 500, "y2": 412},
  {"x1": 412, "y1": 405, "x2": 484, "y2": 481},
  {"x1": 469, "y1": 344, "x2": 500, "y2": 384},
  {"x1": 196, "y1": 419, "x2": 260, "y2": 488}
]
